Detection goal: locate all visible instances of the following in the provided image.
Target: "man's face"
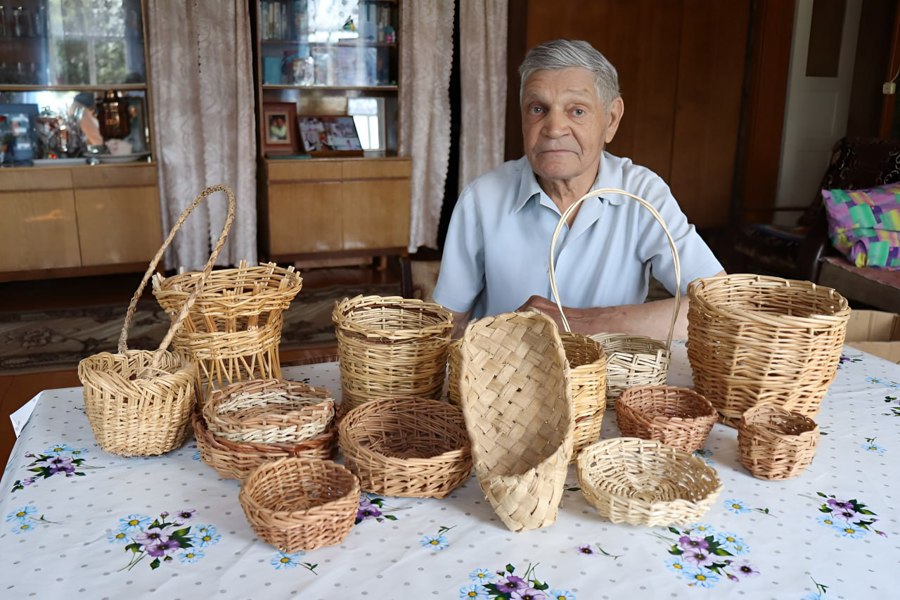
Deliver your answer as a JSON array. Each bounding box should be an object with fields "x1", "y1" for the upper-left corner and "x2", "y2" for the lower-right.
[{"x1": 521, "y1": 67, "x2": 623, "y2": 188}]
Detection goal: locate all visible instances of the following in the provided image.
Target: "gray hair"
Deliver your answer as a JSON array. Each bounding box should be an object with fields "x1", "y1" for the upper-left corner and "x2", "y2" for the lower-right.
[{"x1": 519, "y1": 39, "x2": 621, "y2": 107}]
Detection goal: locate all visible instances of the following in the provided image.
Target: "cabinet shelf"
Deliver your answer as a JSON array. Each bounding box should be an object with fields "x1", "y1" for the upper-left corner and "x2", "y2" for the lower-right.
[
  {"x1": 262, "y1": 83, "x2": 397, "y2": 92},
  {"x1": 261, "y1": 39, "x2": 397, "y2": 48},
  {"x1": 0, "y1": 83, "x2": 148, "y2": 93}
]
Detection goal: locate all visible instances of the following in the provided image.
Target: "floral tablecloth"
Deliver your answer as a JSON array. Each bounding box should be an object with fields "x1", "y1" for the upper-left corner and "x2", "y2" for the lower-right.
[{"x1": 1, "y1": 341, "x2": 898, "y2": 600}]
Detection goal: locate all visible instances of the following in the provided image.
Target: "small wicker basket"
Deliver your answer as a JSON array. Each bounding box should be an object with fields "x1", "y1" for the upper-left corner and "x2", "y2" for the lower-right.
[
  {"x1": 239, "y1": 457, "x2": 359, "y2": 552},
  {"x1": 615, "y1": 385, "x2": 717, "y2": 452},
  {"x1": 338, "y1": 397, "x2": 472, "y2": 498},
  {"x1": 458, "y1": 311, "x2": 573, "y2": 532},
  {"x1": 203, "y1": 379, "x2": 334, "y2": 444},
  {"x1": 738, "y1": 403, "x2": 819, "y2": 480},
  {"x1": 446, "y1": 339, "x2": 463, "y2": 405},
  {"x1": 577, "y1": 437, "x2": 722, "y2": 527},
  {"x1": 192, "y1": 411, "x2": 335, "y2": 480},
  {"x1": 688, "y1": 274, "x2": 850, "y2": 426},
  {"x1": 549, "y1": 188, "x2": 680, "y2": 408},
  {"x1": 333, "y1": 295, "x2": 453, "y2": 411}
]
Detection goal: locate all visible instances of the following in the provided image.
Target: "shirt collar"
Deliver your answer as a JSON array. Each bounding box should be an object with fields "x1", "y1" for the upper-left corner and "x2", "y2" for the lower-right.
[{"x1": 513, "y1": 151, "x2": 627, "y2": 213}]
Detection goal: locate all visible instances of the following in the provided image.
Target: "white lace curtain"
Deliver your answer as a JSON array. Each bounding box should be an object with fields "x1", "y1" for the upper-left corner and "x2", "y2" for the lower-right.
[{"x1": 145, "y1": 0, "x2": 257, "y2": 271}]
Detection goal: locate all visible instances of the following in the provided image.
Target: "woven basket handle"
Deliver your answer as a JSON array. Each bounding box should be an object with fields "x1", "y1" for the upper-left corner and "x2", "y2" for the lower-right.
[
  {"x1": 547, "y1": 187, "x2": 681, "y2": 351},
  {"x1": 117, "y1": 184, "x2": 237, "y2": 363}
]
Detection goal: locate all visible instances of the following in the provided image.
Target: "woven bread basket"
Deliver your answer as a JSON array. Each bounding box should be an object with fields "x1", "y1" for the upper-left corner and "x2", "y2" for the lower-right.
[
  {"x1": 560, "y1": 332, "x2": 608, "y2": 455},
  {"x1": 239, "y1": 457, "x2": 359, "y2": 552},
  {"x1": 338, "y1": 396, "x2": 472, "y2": 498},
  {"x1": 203, "y1": 379, "x2": 334, "y2": 444},
  {"x1": 615, "y1": 385, "x2": 717, "y2": 452},
  {"x1": 333, "y1": 295, "x2": 453, "y2": 411},
  {"x1": 577, "y1": 437, "x2": 721, "y2": 526},
  {"x1": 79, "y1": 185, "x2": 235, "y2": 457},
  {"x1": 548, "y1": 188, "x2": 680, "y2": 409},
  {"x1": 687, "y1": 274, "x2": 850, "y2": 426},
  {"x1": 152, "y1": 261, "x2": 303, "y2": 404},
  {"x1": 458, "y1": 311, "x2": 573, "y2": 532},
  {"x1": 192, "y1": 411, "x2": 335, "y2": 480},
  {"x1": 738, "y1": 403, "x2": 819, "y2": 480}
]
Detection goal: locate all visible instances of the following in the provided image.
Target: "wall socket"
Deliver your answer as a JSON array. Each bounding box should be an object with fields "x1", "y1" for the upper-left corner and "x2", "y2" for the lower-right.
[{"x1": 883, "y1": 81, "x2": 896, "y2": 95}]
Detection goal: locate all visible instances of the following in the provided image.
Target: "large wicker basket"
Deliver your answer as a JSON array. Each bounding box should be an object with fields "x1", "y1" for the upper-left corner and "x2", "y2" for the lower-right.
[
  {"x1": 615, "y1": 385, "x2": 717, "y2": 452},
  {"x1": 458, "y1": 311, "x2": 573, "y2": 532},
  {"x1": 152, "y1": 261, "x2": 303, "y2": 404},
  {"x1": 338, "y1": 397, "x2": 472, "y2": 498},
  {"x1": 577, "y1": 437, "x2": 722, "y2": 526},
  {"x1": 333, "y1": 295, "x2": 453, "y2": 411},
  {"x1": 79, "y1": 185, "x2": 235, "y2": 457},
  {"x1": 687, "y1": 274, "x2": 850, "y2": 426},
  {"x1": 239, "y1": 457, "x2": 359, "y2": 552},
  {"x1": 738, "y1": 403, "x2": 819, "y2": 480},
  {"x1": 548, "y1": 188, "x2": 681, "y2": 408}
]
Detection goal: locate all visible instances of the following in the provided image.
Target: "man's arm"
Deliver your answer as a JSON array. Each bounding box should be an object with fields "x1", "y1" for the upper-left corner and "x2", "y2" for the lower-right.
[{"x1": 447, "y1": 309, "x2": 471, "y2": 339}]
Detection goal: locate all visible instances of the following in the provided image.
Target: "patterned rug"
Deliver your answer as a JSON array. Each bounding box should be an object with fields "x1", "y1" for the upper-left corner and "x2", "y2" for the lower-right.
[{"x1": 0, "y1": 282, "x2": 400, "y2": 374}]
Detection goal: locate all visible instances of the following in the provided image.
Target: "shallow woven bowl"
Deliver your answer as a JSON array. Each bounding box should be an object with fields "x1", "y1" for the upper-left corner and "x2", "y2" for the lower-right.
[
  {"x1": 192, "y1": 411, "x2": 335, "y2": 480},
  {"x1": 239, "y1": 457, "x2": 359, "y2": 552},
  {"x1": 738, "y1": 402, "x2": 820, "y2": 480},
  {"x1": 616, "y1": 386, "x2": 718, "y2": 452},
  {"x1": 338, "y1": 396, "x2": 472, "y2": 498},
  {"x1": 203, "y1": 378, "x2": 334, "y2": 444},
  {"x1": 590, "y1": 333, "x2": 669, "y2": 406},
  {"x1": 577, "y1": 437, "x2": 722, "y2": 526}
]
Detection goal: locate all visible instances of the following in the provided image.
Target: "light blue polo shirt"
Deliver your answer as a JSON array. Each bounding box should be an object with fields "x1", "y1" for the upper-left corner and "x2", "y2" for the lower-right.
[{"x1": 432, "y1": 152, "x2": 723, "y2": 319}]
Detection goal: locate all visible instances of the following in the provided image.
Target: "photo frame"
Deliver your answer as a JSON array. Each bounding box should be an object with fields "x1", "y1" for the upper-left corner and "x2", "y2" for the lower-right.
[
  {"x1": 0, "y1": 103, "x2": 39, "y2": 166},
  {"x1": 297, "y1": 115, "x2": 363, "y2": 157},
  {"x1": 262, "y1": 102, "x2": 298, "y2": 155},
  {"x1": 122, "y1": 95, "x2": 149, "y2": 154}
]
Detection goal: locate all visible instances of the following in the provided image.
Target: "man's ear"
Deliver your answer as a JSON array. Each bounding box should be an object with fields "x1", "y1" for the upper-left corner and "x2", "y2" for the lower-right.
[{"x1": 604, "y1": 97, "x2": 624, "y2": 144}]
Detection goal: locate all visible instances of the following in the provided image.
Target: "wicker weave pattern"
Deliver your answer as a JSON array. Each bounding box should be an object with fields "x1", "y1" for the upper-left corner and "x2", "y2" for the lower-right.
[
  {"x1": 446, "y1": 339, "x2": 462, "y2": 405},
  {"x1": 333, "y1": 295, "x2": 453, "y2": 411},
  {"x1": 577, "y1": 438, "x2": 721, "y2": 526},
  {"x1": 458, "y1": 311, "x2": 573, "y2": 532},
  {"x1": 688, "y1": 274, "x2": 850, "y2": 426},
  {"x1": 590, "y1": 333, "x2": 670, "y2": 406},
  {"x1": 615, "y1": 386, "x2": 717, "y2": 452},
  {"x1": 203, "y1": 379, "x2": 334, "y2": 444},
  {"x1": 738, "y1": 403, "x2": 819, "y2": 480},
  {"x1": 561, "y1": 332, "x2": 608, "y2": 454},
  {"x1": 192, "y1": 411, "x2": 335, "y2": 480},
  {"x1": 239, "y1": 458, "x2": 359, "y2": 552},
  {"x1": 338, "y1": 397, "x2": 472, "y2": 498}
]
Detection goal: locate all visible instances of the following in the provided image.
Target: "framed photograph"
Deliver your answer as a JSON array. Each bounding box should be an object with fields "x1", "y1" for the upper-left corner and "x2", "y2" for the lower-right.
[
  {"x1": 298, "y1": 115, "x2": 363, "y2": 157},
  {"x1": 262, "y1": 102, "x2": 297, "y2": 155},
  {"x1": 122, "y1": 95, "x2": 149, "y2": 154},
  {"x1": 0, "y1": 103, "x2": 39, "y2": 166}
]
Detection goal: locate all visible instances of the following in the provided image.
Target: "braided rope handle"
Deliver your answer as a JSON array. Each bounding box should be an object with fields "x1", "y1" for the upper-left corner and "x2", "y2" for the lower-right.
[
  {"x1": 547, "y1": 187, "x2": 681, "y2": 351},
  {"x1": 117, "y1": 184, "x2": 237, "y2": 365}
]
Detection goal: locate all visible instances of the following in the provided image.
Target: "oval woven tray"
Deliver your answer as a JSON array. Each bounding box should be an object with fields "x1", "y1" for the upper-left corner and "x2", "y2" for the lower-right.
[{"x1": 615, "y1": 385, "x2": 717, "y2": 452}]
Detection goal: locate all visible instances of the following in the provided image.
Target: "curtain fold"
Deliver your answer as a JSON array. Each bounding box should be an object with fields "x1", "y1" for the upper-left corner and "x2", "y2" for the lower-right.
[
  {"x1": 146, "y1": 0, "x2": 257, "y2": 271},
  {"x1": 458, "y1": 0, "x2": 508, "y2": 190}
]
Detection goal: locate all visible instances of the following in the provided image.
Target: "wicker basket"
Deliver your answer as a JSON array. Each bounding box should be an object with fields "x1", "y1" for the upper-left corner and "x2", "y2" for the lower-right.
[
  {"x1": 687, "y1": 274, "x2": 850, "y2": 426},
  {"x1": 548, "y1": 188, "x2": 681, "y2": 408},
  {"x1": 446, "y1": 339, "x2": 463, "y2": 405},
  {"x1": 192, "y1": 411, "x2": 335, "y2": 480},
  {"x1": 561, "y1": 332, "x2": 608, "y2": 455},
  {"x1": 577, "y1": 437, "x2": 722, "y2": 526},
  {"x1": 458, "y1": 311, "x2": 573, "y2": 532},
  {"x1": 239, "y1": 457, "x2": 359, "y2": 552},
  {"x1": 738, "y1": 403, "x2": 819, "y2": 480},
  {"x1": 338, "y1": 397, "x2": 472, "y2": 498},
  {"x1": 152, "y1": 261, "x2": 303, "y2": 404},
  {"x1": 616, "y1": 385, "x2": 717, "y2": 452},
  {"x1": 79, "y1": 185, "x2": 235, "y2": 456},
  {"x1": 203, "y1": 379, "x2": 334, "y2": 444},
  {"x1": 333, "y1": 295, "x2": 453, "y2": 411}
]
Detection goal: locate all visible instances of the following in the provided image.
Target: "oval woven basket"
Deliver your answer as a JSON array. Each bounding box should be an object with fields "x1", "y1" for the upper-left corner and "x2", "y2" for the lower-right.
[
  {"x1": 239, "y1": 457, "x2": 360, "y2": 552},
  {"x1": 333, "y1": 295, "x2": 453, "y2": 411},
  {"x1": 337, "y1": 396, "x2": 472, "y2": 498},
  {"x1": 80, "y1": 184, "x2": 235, "y2": 457},
  {"x1": 192, "y1": 411, "x2": 335, "y2": 480},
  {"x1": 152, "y1": 261, "x2": 303, "y2": 403},
  {"x1": 687, "y1": 274, "x2": 850, "y2": 426},
  {"x1": 615, "y1": 385, "x2": 717, "y2": 453},
  {"x1": 738, "y1": 403, "x2": 820, "y2": 480},
  {"x1": 458, "y1": 311, "x2": 573, "y2": 532},
  {"x1": 203, "y1": 379, "x2": 334, "y2": 444},
  {"x1": 577, "y1": 437, "x2": 722, "y2": 527},
  {"x1": 548, "y1": 188, "x2": 681, "y2": 408}
]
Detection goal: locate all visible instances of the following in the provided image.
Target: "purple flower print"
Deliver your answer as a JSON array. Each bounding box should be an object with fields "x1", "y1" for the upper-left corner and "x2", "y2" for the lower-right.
[
  {"x1": 145, "y1": 537, "x2": 181, "y2": 558},
  {"x1": 357, "y1": 498, "x2": 382, "y2": 521},
  {"x1": 577, "y1": 545, "x2": 595, "y2": 555},
  {"x1": 678, "y1": 535, "x2": 709, "y2": 551},
  {"x1": 826, "y1": 498, "x2": 852, "y2": 511},
  {"x1": 511, "y1": 589, "x2": 547, "y2": 600},
  {"x1": 497, "y1": 575, "x2": 528, "y2": 593},
  {"x1": 176, "y1": 510, "x2": 195, "y2": 521},
  {"x1": 683, "y1": 548, "x2": 716, "y2": 567},
  {"x1": 732, "y1": 562, "x2": 759, "y2": 578},
  {"x1": 134, "y1": 528, "x2": 165, "y2": 546},
  {"x1": 45, "y1": 456, "x2": 75, "y2": 475}
]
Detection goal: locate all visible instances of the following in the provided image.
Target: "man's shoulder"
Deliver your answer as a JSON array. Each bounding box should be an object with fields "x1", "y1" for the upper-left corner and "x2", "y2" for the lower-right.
[{"x1": 467, "y1": 157, "x2": 529, "y2": 188}]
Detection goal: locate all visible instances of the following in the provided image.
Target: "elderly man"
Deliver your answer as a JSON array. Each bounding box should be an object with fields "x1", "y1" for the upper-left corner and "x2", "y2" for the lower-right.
[{"x1": 432, "y1": 39, "x2": 725, "y2": 339}]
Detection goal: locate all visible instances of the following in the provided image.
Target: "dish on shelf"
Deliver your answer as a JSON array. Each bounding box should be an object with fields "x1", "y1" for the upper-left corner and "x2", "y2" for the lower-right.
[
  {"x1": 33, "y1": 158, "x2": 89, "y2": 166},
  {"x1": 98, "y1": 152, "x2": 151, "y2": 164}
]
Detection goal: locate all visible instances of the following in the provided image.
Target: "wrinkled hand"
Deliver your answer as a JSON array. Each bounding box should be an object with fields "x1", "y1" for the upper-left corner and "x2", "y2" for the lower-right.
[{"x1": 516, "y1": 295, "x2": 567, "y2": 331}]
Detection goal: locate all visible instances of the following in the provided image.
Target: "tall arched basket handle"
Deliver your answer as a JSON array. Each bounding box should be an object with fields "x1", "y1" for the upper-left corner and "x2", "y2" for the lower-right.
[{"x1": 547, "y1": 187, "x2": 682, "y2": 352}]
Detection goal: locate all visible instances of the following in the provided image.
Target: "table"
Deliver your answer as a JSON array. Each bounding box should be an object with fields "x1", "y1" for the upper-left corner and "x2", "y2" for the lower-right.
[{"x1": 2, "y1": 342, "x2": 898, "y2": 599}]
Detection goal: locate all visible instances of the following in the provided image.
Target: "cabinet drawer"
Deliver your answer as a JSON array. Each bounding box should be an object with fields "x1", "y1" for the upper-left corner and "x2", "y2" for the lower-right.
[
  {"x1": 268, "y1": 181, "x2": 343, "y2": 254},
  {"x1": 0, "y1": 190, "x2": 81, "y2": 271},
  {"x1": 71, "y1": 164, "x2": 158, "y2": 188},
  {"x1": 76, "y1": 186, "x2": 162, "y2": 266},
  {"x1": 0, "y1": 168, "x2": 73, "y2": 192},
  {"x1": 342, "y1": 158, "x2": 412, "y2": 180},
  {"x1": 267, "y1": 160, "x2": 343, "y2": 182}
]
